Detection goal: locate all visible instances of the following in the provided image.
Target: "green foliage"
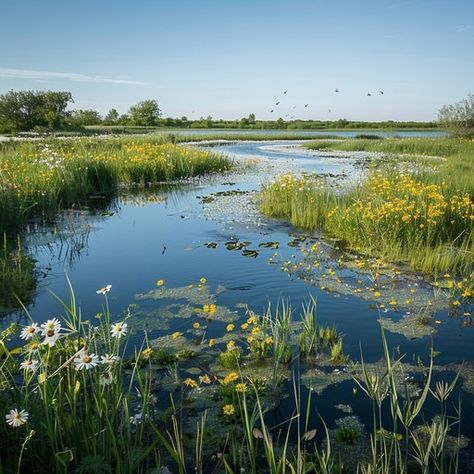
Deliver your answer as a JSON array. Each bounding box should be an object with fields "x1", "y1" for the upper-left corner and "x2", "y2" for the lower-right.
[
  {"x1": 438, "y1": 93, "x2": 474, "y2": 137},
  {"x1": 68, "y1": 109, "x2": 102, "y2": 126},
  {"x1": 0, "y1": 90, "x2": 73, "y2": 133},
  {"x1": 128, "y1": 99, "x2": 161, "y2": 126}
]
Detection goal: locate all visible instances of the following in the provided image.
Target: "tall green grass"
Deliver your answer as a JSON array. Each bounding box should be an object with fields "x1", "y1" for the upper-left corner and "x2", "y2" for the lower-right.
[
  {"x1": 0, "y1": 136, "x2": 231, "y2": 232},
  {"x1": 260, "y1": 138, "x2": 474, "y2": 274},
  {"x1": 0, "y1": 289, "x2": 464, "y2": 472}
]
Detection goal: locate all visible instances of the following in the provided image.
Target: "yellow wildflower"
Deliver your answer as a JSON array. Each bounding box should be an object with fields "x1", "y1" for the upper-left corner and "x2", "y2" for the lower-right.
[
  {"x1": 184, "y1": 378, "x2": 197, "y2": 388},
  {"x1": 222, "y1": 404, "x2": 235, "y2": 416}
]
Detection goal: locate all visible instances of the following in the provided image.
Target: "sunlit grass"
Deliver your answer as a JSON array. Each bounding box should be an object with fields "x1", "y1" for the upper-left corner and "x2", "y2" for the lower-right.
[
  {"x1": 260, "y1": 138, "x2": 474, "y2": 275},
  {"x1": 0, "y1": 137, "x2": 232, "y2": 231},
  {"x1": 0, "y1": 281, "x2": 466, "y2": 472}
]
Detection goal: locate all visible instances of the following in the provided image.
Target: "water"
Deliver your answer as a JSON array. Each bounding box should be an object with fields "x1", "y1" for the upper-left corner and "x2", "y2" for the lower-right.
[
  {"x1": 4, "y1": 139, "x2": 474, "y2": 444},
  {"x1": 164, "y1": 128, "x2": 446, "y2": 138}
]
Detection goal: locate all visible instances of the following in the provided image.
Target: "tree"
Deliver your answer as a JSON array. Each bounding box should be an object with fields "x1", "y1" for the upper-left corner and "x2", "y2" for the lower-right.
[
  {"x1": 248, "y1": 113, "x2": 256, "y2": 124},
  {"x1": 438, "y1": 94, "x2": 474, "y2": 136},
  {"x1": 0, "y1": 90, "x2": 73, "y2": 133},
  {"x1": 128, "y1": 99, "x2": 161, "y2": 126},
  {"x1": 104, "y1": 108, "x2": 119, "y2": 124},
  {"x1": 68, "y1": 109, "x2": 102, "y2": 127}
]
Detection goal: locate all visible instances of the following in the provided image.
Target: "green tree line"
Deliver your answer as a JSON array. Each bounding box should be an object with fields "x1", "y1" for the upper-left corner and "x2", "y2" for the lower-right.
[{"x1": 3, "y1": 89, "x2": 473, "y2": 134}]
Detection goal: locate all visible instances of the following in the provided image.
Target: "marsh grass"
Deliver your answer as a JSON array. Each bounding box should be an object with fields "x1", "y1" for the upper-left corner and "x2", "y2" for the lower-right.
[
  {"x1": 260, "y1": 138, "x2": 474, "y2": 274},
  {"x1": 0, "y1": 285, "x2": 467, "y2": 473},
  {"x1": 0, "y1": 136, "x2": 232, "y2": 232}
]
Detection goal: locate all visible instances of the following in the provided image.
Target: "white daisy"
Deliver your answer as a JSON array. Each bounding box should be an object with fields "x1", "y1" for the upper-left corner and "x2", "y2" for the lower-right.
[
  {"x1": 20, "y1": 323, "x2": 39, "y2": 341},
  {"x1": 5, "y1": 408, "x2": 29, "y2": 427},
  {"x1": 73, "y1": 350, "x2": 100, "y2": 370},
  {"x1": 42, "y1": 333, "x2": 60, "y2": 347},
  {"x1": 96, "y1": 284, "x2": 112, "y2": 295},
  {"x1": 40, "y1": 318, "x2": 61, "y2": 338},
  {"x1": 100, "y1": 372, "x2": 114, "y2": 386},
  {"x1": 20, "y1": 359, "x2": 39, "y2": 371},
  {"x1": 110, "y1": 321, "x2": 128, "y2": 338},
  {"x1": 100, "y1": 354, "x2": 120, "y2": 365}
]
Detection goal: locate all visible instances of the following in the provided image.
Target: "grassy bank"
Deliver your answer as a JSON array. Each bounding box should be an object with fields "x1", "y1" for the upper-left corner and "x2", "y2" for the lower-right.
[
  {"x1": 0, "y1": 136, "x2": 231, "y2": 232},
  {"x1": 0, "y1": 283, "x2": 465, "y2": 473},
  {"x1": 260, "y1": 138, "x2": 474, "y2": 274}
]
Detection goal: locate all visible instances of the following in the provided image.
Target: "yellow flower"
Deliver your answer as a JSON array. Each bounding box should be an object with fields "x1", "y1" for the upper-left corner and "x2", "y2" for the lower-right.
[
  {"x1": 184, "y1": 378, "x2": 197, "y2": 388},
  {"x1": 247, "y1": 314, "x2": 257, "y2": 325},
  {"x1": 222, "y1": 404, "x2": 235, "y2": 416},
  {"x1": 172, "y1": 331, "x2": 183, "y2": 339},
  {"x1": 199, "y1": 374, "x2": 211, "y2": 384},
  {"x1": 251, "y1": 326, "x2": 261, "y2": 335},
  {"x1": 389, "y1": 299, "x2": 397, "y2": 306},
  {"x1": 222, "y1": 372, "x2": 239, "y2": 385},
  {"x1": 452, "y1": 300, "x2": 461, "y2": 306},
  {"x1": 265, "y1": 336, "x2": 273, "y2": 345},
  {"x1": 156, "y1": 279, "x2": 165, "y2": 287},
  {"x1": 241, "y1": 323, "x2": 249, "y2": 330},
  {"x1": 226, "y1": 340, "x2": 236, "y2": 351},
  {"x1": 142, "y1": 347, "x2": 153, "y2": 359},
  {"x1": 247, "y1": 336, "x2": 255, "y2": 344},
  {"x1": 193, "y1": 322, "x2": 201, "y2": 329},
  {"x1": 226, "y1": 324, "x2": 235, "y2": 332},
  {"x1": 209, "y1": 304, "x2": 217, "y2": 313},
  {"x1": 208, "y1": 338, "x2": 215, "y2": 347},
  {"x1": 235, "y1": 383, "x2": 247, "y2": 393},
  {"x1": 203, "y1": 304, "x2": 210, "y2": 312},
  {"x1": 199, "y1": 277, "x2": 207, "y2": 285},
  {"x1": 373, "y1": 291, "x2": 381, "y2": 298}
]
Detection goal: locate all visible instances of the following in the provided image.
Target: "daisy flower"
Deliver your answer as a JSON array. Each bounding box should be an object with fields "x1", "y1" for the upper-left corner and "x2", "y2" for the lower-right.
[
  {"x1": 96, "y1": 284, "x2": 112, "y2": 295},
  {"x1": 40, "y1": 318, "x2": 61, "y2": 338},
  {"x1": 5, "y1": 409, "x2": 29, "y2": 427},
  {"x1": 20, "y1": 359, "x2": 39, "y2": 371},
  {"x1": 100, "y1": 372, "x2": 114, "y2": 386},
  {"x1": 20, "y1": 323, "x2": 39, "y2": 341},
  {"x1": 100, "y1": 354, "x2": 120, "y2": 365},
  {"x1": 110, "y1": 321, "x2": 128, "y2": 338},
  {"x1": 74, "y1": 350, "x2": 100, "y2": 370}
]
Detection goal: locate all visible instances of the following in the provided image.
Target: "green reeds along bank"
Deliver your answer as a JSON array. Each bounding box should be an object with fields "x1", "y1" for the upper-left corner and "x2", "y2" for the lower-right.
[
  {"x1": 0, "y1": 285, "x2": 465, "y2": 473},
  {"x1": 260, "y1": 138, "x2": 474, "y2": 275},
  {"x1": 0, "y1": 137, "x2": 232, "y2": 232}
]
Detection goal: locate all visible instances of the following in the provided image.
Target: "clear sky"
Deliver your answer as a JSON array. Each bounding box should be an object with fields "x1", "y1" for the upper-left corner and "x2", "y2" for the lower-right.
[{"x1": 0, "y1": 0, "x2": 472, "y2": 121}]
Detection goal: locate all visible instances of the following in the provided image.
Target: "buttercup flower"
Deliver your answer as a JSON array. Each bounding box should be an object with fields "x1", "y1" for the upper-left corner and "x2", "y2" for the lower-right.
[
  {"x1": 156, "y1": 279, "x2": 164, "y2": 287},
  {"x1": 222, "y1": 404, "x2": 235, "y2": 416},
  {"x1": 184, "y1": 378, "x2": 197, "y2": 388}
]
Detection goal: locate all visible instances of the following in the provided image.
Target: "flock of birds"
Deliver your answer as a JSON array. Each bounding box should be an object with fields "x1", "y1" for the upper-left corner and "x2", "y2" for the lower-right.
[{"x1": 269, "y1": 88, "x2": 385, "y2": 116}]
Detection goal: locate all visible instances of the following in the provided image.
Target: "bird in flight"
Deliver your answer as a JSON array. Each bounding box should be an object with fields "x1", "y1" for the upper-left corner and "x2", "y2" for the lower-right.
[
  {"x1": 292, "y1": 105, "x2": 296, "y2": 109},
  {"x1": 270, "y1": 109, "x2": 274, "y2": 113},
  {"x1": 367, "y1": 93, "x2": 372, "y2": 96},
  {"x1": 275, "y1": 101, "x2": 280, "y2": 105},
  {"x1": 328, "y1": 109, "x2": 332, "y2": 113},
  {"x1": 379, "y1": 90, "x2": 384, "y2": 95},
  {"x1": 304, "y1": 104, "x2": 309, "y2": 107},
  {"x1": 283, "y1": 90, "x2": 288, "y2": 94},
  {"x1": 335, "y1": 88, "x2": 340, "y2": 93}
]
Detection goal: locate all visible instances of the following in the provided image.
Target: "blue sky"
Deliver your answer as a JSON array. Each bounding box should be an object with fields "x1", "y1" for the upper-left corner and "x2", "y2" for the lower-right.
[{"x1": 0, "y1": 0, "x2": 472, "y2": 121}]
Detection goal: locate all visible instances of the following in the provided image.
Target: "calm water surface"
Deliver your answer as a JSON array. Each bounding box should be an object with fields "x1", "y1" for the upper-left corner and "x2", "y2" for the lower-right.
[{"x1": 4, "y1": 138, "x2": 474, "y2": 442}]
